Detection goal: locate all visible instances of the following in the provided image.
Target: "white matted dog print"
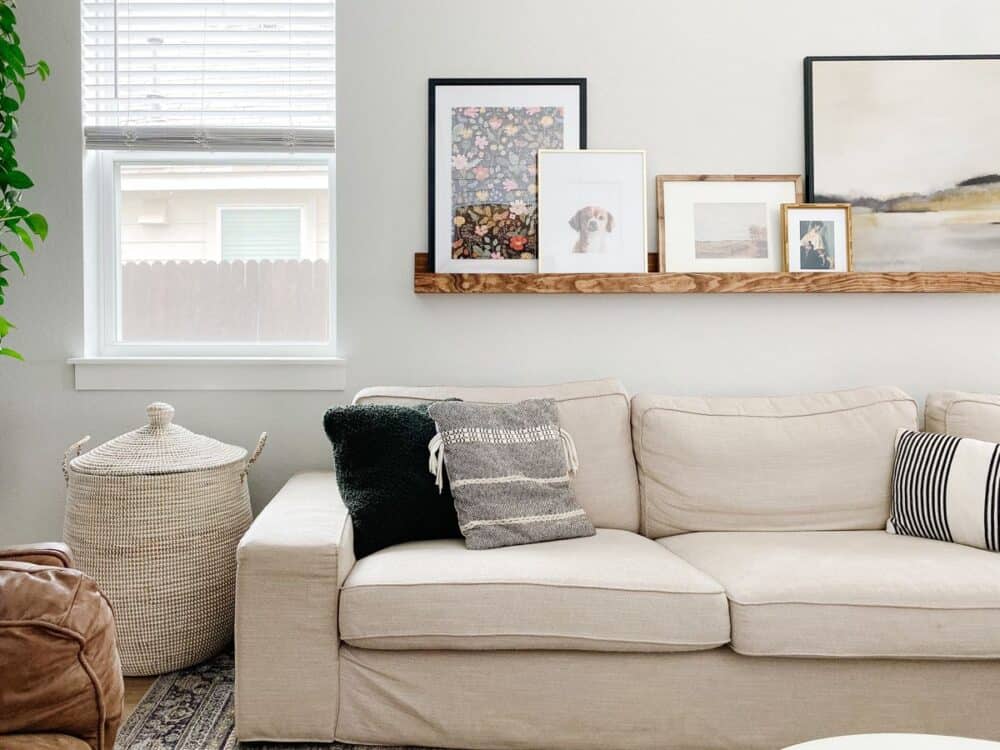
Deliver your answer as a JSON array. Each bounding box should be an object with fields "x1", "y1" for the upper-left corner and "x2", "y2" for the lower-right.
[
  {"x1": 570, "y1": 203, "x2": 618, "y2": 254},
  {"x1": 537, "y1": 150, "x2": 647, "y2": 273}
]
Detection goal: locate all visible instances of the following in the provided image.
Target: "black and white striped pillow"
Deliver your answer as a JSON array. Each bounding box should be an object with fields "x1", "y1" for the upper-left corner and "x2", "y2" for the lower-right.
[{"x1": 888, "y1": 428, "x2": 1000, "y2": 551}]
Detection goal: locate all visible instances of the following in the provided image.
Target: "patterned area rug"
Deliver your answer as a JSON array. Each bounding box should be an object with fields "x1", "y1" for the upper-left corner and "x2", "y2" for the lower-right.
[{"x1": 115, "y1": 650, "x2": 418, "y2": 749}]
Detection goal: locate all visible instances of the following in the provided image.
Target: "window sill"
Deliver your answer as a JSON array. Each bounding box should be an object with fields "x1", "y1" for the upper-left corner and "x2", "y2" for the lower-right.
[{"x1": 68, "y1": 357, "x2": 347, "y2": 392}]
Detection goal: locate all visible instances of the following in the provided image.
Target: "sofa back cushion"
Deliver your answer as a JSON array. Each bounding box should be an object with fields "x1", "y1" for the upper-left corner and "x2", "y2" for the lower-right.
[
  {"x1": 354, "y1": 379, "x2": 639, "y2": 531},
  {"x1": 632, "y1": 386, "x2": 919, "y2": 537},
  {"x1": 925, "y1": 392, "x2": 1000, "y2": 442}
]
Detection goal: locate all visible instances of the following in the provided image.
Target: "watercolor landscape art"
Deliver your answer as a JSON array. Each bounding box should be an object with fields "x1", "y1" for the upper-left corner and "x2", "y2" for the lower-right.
[{"x1": 808, "y1": 57, "x2": 1000, "y2": 271}]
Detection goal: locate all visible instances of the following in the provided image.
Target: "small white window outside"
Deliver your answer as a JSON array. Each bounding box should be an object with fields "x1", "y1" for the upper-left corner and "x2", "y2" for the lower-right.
[
  {"x1": 220, "y1": 208, "x2": 304, "y2": 262},
  {"x1": 112, "y1": 160, "x2": 332, "y2": 350}
]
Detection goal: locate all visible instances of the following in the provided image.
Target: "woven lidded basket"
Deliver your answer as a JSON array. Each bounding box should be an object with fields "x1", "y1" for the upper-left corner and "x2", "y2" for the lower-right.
[{"x1": 63, "y1": 402, "x2": 266, "y2": 676}]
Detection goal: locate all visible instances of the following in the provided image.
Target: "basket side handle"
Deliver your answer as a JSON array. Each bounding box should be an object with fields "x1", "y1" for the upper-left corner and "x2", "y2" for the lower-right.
[
  {"x1": 62, "y1": 436, "x2": 91, "y2": 485},
  {"x1": 241, "y1": 432, "x2": 268, "y2": 480}
]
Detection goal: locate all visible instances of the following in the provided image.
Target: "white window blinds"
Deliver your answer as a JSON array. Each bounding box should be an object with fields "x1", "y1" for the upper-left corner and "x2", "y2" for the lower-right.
[{"x1": 82, "y1": 0, "x2": 335, "y2": 152}]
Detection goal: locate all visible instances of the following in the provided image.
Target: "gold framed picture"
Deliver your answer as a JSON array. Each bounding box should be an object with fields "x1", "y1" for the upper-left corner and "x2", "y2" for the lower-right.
[
  {"x1": 781, "y1": 203, "x2": 853, "y2": 272},
  {"x1": 656, "y1": 175, "x2": 803, "y2": 273}
]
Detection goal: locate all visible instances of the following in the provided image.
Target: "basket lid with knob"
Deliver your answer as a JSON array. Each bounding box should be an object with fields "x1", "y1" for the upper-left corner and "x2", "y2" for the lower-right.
[{"x1": 68, "y1": 402, "x2": 251, "y2": 477}]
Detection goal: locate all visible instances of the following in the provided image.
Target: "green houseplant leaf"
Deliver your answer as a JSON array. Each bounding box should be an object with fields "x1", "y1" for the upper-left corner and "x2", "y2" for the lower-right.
[
  {"x1": 1, "y1": 170, "x2": 32, "y2": 189},
  {"x1": 11, "y1": 222, "x2": 32, "y2": 249},
  {"x1": 5, "y1": 248, "x2": 23, "y2": 273},
  {"x1": 24, "y1": 212, "x2": 45, "y2": 238},
  {"x1": 0, "y1": 6, "x2": 16, "y2": 32},
  {"x1": 0, "y1": 0, "x2": 48, "y2": 360}
]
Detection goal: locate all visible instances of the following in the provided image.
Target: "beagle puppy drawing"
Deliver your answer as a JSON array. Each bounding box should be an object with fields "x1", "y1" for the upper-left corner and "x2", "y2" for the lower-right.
[{"x1": 569, "y1": 206, "x2": 615, "y2": 253}]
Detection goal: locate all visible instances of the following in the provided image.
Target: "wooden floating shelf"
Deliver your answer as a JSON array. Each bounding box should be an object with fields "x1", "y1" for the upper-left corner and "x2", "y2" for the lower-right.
[{"x1": 414, "y1": 253, "x2": 1000, "y2": 294}]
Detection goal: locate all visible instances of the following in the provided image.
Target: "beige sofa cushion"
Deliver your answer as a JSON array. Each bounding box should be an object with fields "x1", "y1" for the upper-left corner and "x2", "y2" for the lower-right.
[
  {"x1": 340, "y1": 529, "x2": 729, "y2": 652},
  {"x1": 662, "y1": 530, "x2": 1000, "y2": 659},
  {"x1": 633, "y1": 387, "x2": 918, "y2": 537},
  {"x1": 354, "y1": 379, "x2": 639, "y2": 531},
  {"x1": 926, "y1": 391, "x2": 1000, "y2": 442}
]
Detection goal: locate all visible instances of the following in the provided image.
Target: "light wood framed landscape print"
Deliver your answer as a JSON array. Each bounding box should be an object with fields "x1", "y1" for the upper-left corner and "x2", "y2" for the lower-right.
[
  {"x1": 781, "y1": 203, "x2": 853, "y2": 272},
  {"x1": 806, "y1": 55, "x2": 1000, "y2": 271},
  {"x1": 657, "y1": 175, "x2": 802, "y2": 272},
  {"x1": 429, "y1": 78, "x2": 587, "y2": 274},
  {"x1": 537, "y1": 150, "x2": 647, "y2": 273}
]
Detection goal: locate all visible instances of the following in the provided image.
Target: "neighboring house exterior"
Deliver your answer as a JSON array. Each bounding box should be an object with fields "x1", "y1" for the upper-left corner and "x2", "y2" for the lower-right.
[{"x1": 119, "y1": 165, "x2": 330, "y2": 263}]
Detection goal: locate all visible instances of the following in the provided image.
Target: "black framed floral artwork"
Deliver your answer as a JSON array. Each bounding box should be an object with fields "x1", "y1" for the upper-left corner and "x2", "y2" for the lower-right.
[{"x1": 429, "y1": 78, "x2": 586, "y2": 273}]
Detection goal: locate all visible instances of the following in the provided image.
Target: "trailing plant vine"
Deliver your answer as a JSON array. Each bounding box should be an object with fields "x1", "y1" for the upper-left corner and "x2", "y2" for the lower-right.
[{"x1": 0, "y1": 0, "x2": 48, "y2": 360}]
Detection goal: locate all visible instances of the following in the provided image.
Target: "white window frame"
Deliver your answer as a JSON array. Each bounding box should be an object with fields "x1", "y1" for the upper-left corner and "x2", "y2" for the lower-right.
[{"x1": 84, "y1": 149, "x2": 337, "y2": 361}]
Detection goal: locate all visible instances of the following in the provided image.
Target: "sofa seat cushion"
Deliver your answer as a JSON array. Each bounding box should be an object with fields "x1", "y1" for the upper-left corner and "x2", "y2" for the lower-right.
[
  {"x1": 340, "y1": 529, "x2": 729, "y2": 652},
  {"x1": 661, "y1": 530, "x2": 1000, "y2": 659}
]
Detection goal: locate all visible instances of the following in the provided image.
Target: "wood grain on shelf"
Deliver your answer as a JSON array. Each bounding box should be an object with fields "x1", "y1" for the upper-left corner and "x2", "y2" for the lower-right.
[{"x1": 413, "y1": 253, "x2": 1000, "y2": 294}]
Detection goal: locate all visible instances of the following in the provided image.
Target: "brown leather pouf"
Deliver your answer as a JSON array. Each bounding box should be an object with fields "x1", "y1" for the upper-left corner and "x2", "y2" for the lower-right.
[
  {"x1": 0, "y1": 734, "x2": 93, "y2": 749},
  {"x1": 0, "y1": 562, "x2": 124, "y2": 750}
]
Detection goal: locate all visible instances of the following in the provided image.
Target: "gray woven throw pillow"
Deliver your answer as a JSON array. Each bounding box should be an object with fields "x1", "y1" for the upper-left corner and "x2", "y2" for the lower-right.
[{"x1": 427, "y1": 398, "x2": 595, "y2": 550}]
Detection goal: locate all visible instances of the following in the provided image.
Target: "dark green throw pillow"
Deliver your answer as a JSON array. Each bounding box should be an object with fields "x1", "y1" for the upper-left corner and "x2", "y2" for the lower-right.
[{"x1": 323, "y1": 403, "x2": 461, "y2": 558}]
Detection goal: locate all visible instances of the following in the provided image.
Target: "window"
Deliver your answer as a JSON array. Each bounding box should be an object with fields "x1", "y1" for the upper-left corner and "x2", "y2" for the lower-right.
[
  {"x1": 107, "y1": 159, "x2": 330, "y2": 347},
  {"x1": 220, "y1": 207, "x2": 304, "y2": 261},
  {"x1": 80, "y1": 0, "x2": 336, "y2": 362}
]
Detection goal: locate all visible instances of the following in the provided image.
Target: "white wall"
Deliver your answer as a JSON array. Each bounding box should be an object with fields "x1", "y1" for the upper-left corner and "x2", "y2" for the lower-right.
[{"x1": 2, "y1": 0, "x2": 1000, "y2": 544}]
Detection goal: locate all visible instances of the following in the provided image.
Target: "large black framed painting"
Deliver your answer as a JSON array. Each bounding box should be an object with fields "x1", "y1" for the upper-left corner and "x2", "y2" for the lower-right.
[
  {"x1": 429, "y1": 78, "x2": 587, "y2": 273},
  {"x1": 806, "y1": 56, "x2": 1000, "y2": 271}
]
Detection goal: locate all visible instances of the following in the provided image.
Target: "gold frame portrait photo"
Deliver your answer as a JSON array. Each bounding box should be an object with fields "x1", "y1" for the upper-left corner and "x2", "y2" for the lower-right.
[{"x1": 781, "y1": 203, "x2": 854, "y2": 273}]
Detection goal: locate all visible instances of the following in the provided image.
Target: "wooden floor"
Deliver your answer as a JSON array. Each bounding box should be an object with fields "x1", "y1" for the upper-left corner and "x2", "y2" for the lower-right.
[{"x1": 123, "y1": 676, "x2": 157, "y2": 720}]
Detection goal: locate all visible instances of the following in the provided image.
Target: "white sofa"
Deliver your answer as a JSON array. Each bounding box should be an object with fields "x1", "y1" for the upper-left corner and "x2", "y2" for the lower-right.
[{"x1": 234, "y1": 381, "x2": 1000, "y2": 749}]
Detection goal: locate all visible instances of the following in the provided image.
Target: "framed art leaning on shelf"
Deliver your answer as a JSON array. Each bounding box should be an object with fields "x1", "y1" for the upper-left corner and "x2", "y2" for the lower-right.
[
  {"x1": 657, "y1": 175, "x2": 802, "y2": 273},
  {"x1": 781, "y1": 203, "x2": 853, "y2": 272},
  {"x1": 428, "y1": 78, "x2": 587, "y2": 274},
  {"x1": 806, "y1": 55, "x2": 1000, "y2": 272},
  {"x1": 537, "y1": 150, "x2": 647, "y2": 274}
]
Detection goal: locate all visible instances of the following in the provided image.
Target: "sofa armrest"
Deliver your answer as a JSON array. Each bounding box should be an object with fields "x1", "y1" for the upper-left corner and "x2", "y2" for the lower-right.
[
  {"x1": 0, "y1": 542, "x2": 74, "y2": 569},
  {"x1": 234, "y1": 471, "x2": 355, "y2": 743}
]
